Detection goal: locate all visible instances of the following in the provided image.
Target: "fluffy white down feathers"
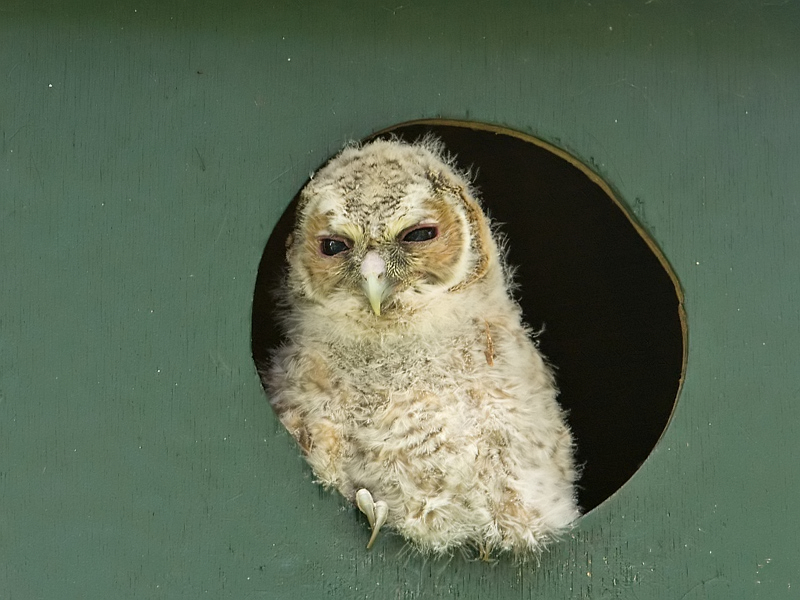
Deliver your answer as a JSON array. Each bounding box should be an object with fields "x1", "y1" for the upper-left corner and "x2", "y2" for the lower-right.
[{"x1": 265, "y1": 137, "x2": 579, "y2": 558}]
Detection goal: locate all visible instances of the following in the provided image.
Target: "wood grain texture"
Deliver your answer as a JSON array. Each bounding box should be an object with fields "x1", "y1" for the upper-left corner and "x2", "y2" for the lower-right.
[{"x1": 1, "y1": 0, "x2": 798, "y2": 598}]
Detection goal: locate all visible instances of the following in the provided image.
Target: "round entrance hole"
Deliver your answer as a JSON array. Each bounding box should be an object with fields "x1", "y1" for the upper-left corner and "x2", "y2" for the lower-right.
[{"x1": 252, "y1": 120, "x2": 686, "y2": 513}]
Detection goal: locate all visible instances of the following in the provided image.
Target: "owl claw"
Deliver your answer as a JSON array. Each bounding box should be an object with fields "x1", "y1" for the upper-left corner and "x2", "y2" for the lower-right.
[
  {"x1": 356, "y1": 488, "x2": 388, "y2": 549},
  {"x1": 368, "y1": 501, "x2": 388, "y2": 548}
]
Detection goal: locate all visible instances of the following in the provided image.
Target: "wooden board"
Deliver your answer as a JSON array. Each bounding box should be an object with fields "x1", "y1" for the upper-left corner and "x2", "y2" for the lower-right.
[{"x1": 1, "y1": 1, "x2": 798, "y2": 597}]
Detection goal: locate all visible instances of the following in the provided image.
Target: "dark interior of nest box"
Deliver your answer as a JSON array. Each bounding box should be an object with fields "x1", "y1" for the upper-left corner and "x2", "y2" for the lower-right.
[{"x1": 251, "y1": 120, "x2": 687, "y2": 513}]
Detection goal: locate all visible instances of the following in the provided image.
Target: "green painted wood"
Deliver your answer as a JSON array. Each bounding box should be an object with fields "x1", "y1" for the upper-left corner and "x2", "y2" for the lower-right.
[{"x1": 1, "y1": 1, "x2": 798, "y2": 598}]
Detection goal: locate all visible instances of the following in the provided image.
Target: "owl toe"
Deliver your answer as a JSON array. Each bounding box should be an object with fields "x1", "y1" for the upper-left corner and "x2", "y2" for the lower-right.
[{"x1": 355, "y1": 489, "x2": 389, "y2": 549}]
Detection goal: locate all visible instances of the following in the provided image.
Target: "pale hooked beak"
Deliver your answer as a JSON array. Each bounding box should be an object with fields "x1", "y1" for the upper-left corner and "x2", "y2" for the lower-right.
[{"x1": 360, "y1": 250, "x2": 389, "y2": 316}]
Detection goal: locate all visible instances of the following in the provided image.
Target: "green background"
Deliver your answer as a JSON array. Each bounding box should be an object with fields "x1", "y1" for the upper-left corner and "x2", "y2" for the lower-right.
[{"x1": 1, "y1": 1, "x2": 798, "y2": 598}]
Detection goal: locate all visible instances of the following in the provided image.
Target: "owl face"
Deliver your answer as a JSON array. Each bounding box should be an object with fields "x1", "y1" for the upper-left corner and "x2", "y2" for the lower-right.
[{"x1": 286, "y1": 139, "x2": 493, "y2": 316}]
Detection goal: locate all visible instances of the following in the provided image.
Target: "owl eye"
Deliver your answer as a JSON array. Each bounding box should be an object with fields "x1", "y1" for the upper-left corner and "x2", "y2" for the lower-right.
[
  {"x1": 401, "y1": 226, "x2": 438, "y2": 243},
  {"x1": 319, "y1": 238, "x2": 351, "y2": 256}
]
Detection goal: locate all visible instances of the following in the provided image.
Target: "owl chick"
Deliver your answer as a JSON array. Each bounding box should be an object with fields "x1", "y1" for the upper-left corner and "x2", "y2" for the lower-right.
[{"x1": 265, "y1": 137, "x2": 579, "y2": 558}]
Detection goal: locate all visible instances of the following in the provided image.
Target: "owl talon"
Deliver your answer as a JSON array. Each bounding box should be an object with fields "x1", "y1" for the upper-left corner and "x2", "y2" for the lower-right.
[
  {"x1": 356, "y1": 488, "x2": 388, "y2": 549},
  {"x1": 368, "y1": 501, "x2": 388, "y2": 548},
  {"x1": 478, "y1": 543, "x2": 493, "y2": 562}
]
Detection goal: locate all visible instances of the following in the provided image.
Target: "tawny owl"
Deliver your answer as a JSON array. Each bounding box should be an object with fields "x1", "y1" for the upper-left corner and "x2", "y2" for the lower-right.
[{"x1": 265, "y1": 137, "x2": 579, "y2": 559}]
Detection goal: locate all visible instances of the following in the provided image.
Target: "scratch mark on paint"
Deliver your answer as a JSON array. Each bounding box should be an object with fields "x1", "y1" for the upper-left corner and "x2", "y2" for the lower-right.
[
  {"x1": 680, "y1": 575, "x2": 727, "y2": 600},
  {"x1": 195, "y1": 147, "x2": 206, "y2": 171}
]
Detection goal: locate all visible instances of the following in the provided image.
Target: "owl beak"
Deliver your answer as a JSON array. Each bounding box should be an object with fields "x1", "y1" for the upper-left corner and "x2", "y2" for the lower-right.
[
  {"x1": 360, "y1": 250, "x2": 389, "y2": 316},
  {"x1": 363, "y1": 274, "x2": 387, "y2": 316}
]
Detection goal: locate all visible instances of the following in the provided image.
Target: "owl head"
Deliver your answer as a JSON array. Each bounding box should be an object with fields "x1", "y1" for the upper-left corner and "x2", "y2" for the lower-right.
[{"x1": 284, "y1": 138, "x2": 500, "y2": 319}]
